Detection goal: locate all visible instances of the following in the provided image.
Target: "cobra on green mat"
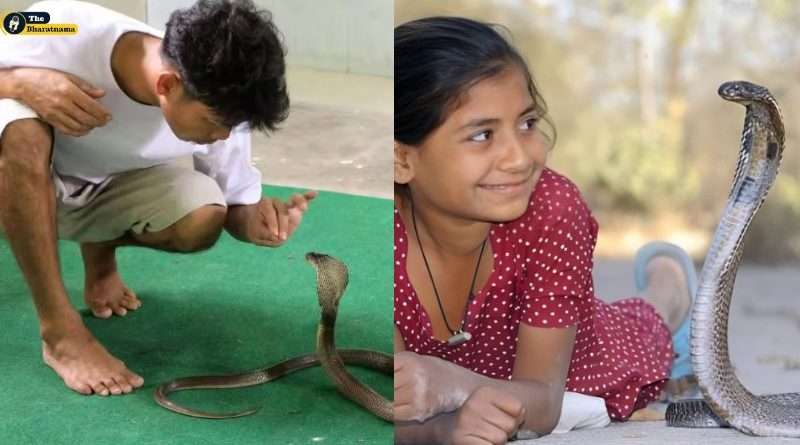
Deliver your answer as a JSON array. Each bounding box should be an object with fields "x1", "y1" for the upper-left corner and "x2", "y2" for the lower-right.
[
  {"x1": 153, "y1": 252, "x2": 394, "y2": 422},
  {"x1": 0, "y1": 186, "x2": 393, "y2": 445}
]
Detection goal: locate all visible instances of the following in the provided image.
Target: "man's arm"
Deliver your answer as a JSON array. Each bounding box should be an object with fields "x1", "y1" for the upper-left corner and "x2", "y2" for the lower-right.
[
  {"x1": 0, "y1": 67, "x2": 111, "y2": 136},
  {"x1": 224, "y1": 204, "x2": 254, "y2": 243},
  {"x1": 0, "y1": 69, "x2": 23, "y2": 100}
]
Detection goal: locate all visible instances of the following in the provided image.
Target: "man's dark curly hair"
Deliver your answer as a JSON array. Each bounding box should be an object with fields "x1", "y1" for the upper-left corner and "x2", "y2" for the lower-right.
[{"x1": 161, "y1": 0, "x2": 289, "y2": 132}]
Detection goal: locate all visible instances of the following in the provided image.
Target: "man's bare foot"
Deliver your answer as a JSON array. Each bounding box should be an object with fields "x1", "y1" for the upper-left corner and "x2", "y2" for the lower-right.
[
  {"x1": 641, "y1": 256, "x2": 691, "y2": 333},
  {"x1": 84, "y1": 268, "x2": 141, "y2": 318},
  {"x1": 42, "y1": 324, "x2": 144, "y2": 396},
  {"x1": 81, "y1": 242, "x2": 141, "y2": 318}
]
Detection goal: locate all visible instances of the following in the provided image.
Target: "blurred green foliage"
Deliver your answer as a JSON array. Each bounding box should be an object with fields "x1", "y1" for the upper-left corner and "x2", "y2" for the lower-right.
[{"x1": 556, "y1": 107, "x2": 700, "y2": 214}]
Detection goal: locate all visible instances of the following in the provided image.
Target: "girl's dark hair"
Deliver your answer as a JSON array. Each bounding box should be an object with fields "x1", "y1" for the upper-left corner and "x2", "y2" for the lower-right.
[
  {"x1": 162, "y1": 0, "x2": 289, "y2": 132},
  {"x1": 395, "y1": 16, "x2": 554, "y2": 146}
]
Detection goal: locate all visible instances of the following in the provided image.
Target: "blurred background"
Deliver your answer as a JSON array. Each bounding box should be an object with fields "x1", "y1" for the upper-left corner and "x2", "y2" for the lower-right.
[{"x1": 396, "y1": 0, "x2": 800, "y2": 264}]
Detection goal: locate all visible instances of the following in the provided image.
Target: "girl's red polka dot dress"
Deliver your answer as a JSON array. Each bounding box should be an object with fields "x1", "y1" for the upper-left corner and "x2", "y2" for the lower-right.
[{"x1": 394, "y1": 169, "x2": 674, "y2": 420}]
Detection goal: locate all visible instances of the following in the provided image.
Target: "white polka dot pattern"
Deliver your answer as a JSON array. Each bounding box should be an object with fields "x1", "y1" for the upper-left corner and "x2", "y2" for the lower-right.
[{"x1": 394, "y1": 169, "x2": 674, "y2": 420}]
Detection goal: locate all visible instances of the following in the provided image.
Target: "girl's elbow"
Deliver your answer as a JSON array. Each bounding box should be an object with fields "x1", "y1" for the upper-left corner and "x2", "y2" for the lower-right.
[
  {"x1": 521, "y1": 409, "x2": 559, "y2": 438},
  {"x1": 541, "y1": 410, "x2": 560, "y2": 435},
  {"x1": 541, "y1": 388, "x2": 564, "y2": 434},
  {"x1": 520, "y1": 389, "x2": 562, "y2": 436}
]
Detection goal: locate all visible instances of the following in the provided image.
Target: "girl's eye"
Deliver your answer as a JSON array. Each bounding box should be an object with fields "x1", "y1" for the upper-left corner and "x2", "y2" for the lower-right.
[
  {"x1": 469, "y1": 130, "x2": 492, "y2": 142},
  {"x1": 520, "y1": 117, "x2": 539, "y2": 131}
]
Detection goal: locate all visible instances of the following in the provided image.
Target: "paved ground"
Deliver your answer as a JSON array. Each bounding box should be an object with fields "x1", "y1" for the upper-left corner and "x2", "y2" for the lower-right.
[
  {"x1": 251, "y1": 67, "x2": 392, "y2": 199},
  {"x1": 523, "y1": 421, "x2": 800, "y2": 445},
  {"x1": 252, "y1": 102, "x2": 391, "y2": 199},
  {"x1": 519, "y1": 259, "x2": 800, "y2": 444},
  {"x1": 170, "y1": 66, "x2": 392, "y2": 200}
]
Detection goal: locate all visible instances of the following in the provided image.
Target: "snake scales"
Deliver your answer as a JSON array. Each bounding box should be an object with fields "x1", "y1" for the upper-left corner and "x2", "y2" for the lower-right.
[
  {"x1": 153, "y1": 252, "x2": 393, "y2": 422},
  {"x1": 665, "y1": 81, "x2": 800, "y2": 436}
]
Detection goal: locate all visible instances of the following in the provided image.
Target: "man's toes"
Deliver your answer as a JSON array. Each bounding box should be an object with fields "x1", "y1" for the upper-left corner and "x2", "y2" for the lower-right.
[
  {"x1": 125, "y1": 371, "x2": 144, "y2": 388},
  {"x1": 128, "y1": 293, "x2": 142, "y2": 309},
  {"x1": 121, "y1": 294, "x2": 140, "y2": 311},
  {"x1": 68, "y1": 380, "x2": 93, "y2": 395},
  {"x1": 104, "y1": 379, "x2": 123, "y2": 395},
  {"x1": 114, "y1": 377, "x2": 134, "y2": 394},
  {"x1": 116, "y1": 380, "x2": 133, "y2": 394},
  {"x1": 111, "y1": 303, "x2": 127, "y2": 317},
  {"x1": 91, "y1": 306, "x2": 113, "y2": 319},
  {"x1": 123, "y1": 287, "x2": 139, "y2": 301},
  {"x1": 90, "y1": 382, "x2": 110, "y2": 396}
]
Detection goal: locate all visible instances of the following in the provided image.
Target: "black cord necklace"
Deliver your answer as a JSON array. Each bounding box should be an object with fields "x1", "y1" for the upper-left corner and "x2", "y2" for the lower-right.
[{"x1": 410, "y1": 200, "x2": 487, "y2": 346}]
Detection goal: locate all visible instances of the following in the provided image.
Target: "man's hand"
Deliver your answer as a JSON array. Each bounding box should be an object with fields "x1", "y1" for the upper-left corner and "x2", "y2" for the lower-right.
[
  {"x1": 8, "y1": 67, "x2": 112, "y2": 136},
  {"x1": 447, "y1": 386, "x2": 525, "y2": 445},
  {"x1": 227, "y1": 190, "x2": 317, "y2": 247},
  {"x1": 394, "y1": 351, "x2": 478, "y2": 422}
]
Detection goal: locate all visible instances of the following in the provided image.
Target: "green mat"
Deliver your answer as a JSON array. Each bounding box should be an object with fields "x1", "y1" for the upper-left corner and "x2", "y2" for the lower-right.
[{"x1": 0, "y1": 186, "x2": 393, "y2": 445}]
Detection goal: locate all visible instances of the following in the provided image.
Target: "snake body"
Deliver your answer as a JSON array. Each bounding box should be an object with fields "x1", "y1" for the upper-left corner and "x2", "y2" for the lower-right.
[
  {"x1": 154, "y1": 252, "x2": 393, "y2": 422},
  {"x1": 665, "y1": 81, "x2": 800, "y2": 436}
]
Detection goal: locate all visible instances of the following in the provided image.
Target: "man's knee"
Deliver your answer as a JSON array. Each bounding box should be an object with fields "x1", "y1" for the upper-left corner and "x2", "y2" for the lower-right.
[
  {"x1": 171, "y1": 204, "x2": 227, "y2": 253},
  {"x1": 0, "y1": 118, "x2": 53, "y2": 176}
]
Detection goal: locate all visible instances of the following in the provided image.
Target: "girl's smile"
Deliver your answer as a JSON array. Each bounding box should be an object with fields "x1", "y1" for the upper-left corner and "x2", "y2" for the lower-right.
[{"x1": 478, "y1": 175, "x2": 535, "y2": 196}]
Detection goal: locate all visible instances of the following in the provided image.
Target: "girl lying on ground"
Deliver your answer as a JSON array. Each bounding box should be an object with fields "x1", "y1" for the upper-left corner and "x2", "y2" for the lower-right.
[{"x1": 393, "y1": 16, "x2": 696, "y2": 445}]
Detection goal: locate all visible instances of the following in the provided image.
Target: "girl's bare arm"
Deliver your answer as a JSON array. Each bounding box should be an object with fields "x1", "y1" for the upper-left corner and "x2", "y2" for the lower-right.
[{"x1": 394, "y1": 324, "x2": 576, "y2": 442}]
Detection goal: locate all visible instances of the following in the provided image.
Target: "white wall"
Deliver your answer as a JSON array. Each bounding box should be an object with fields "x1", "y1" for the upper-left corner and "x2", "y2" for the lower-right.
[
  {"x1": 4, "y1": 0, "x2": 146, "y2": 21},
  {"x1": 5, "y1": 1, "x2": 391, "y2": 77},
  {"x1": 147, "y1": 0, "x2": 392, "y2": 77}
]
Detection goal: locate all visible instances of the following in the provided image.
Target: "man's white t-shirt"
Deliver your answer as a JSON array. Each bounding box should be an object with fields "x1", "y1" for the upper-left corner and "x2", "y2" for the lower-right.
[{"x1": 0, "y1": 0, "x2": 263, "y2": 206}]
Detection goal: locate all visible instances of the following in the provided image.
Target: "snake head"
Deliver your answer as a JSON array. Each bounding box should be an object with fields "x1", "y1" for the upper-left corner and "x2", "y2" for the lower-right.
[
  {"x1": 305, "y1": 252, "x2": 349, "y2": 314},
  {"x1": 719, "y1": 80, "x2": 785, "y2": 147},
  {"x1": 718, "y1": 81, "x2": 772, "y2": 105}
]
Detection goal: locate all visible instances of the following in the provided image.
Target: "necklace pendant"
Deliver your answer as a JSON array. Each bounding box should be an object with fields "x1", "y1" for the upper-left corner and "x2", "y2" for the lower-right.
[{"x1": 447, "y1": 331, "x2": 472, "y2": 346}]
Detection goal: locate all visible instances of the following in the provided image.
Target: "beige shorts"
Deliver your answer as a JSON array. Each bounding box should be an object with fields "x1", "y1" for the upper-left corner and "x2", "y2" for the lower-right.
[
  {"x1": 0, "y1": 98, "x2": 227, "y2": 243},
  {"x1": 57, "y1": 164, "x2": 227, "y2": 242}
]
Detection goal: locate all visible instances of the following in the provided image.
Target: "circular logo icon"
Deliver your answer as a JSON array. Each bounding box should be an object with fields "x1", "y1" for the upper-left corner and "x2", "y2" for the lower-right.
[{"x1": 3, "y1": 13, "x2": 26, "y2": 35}]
